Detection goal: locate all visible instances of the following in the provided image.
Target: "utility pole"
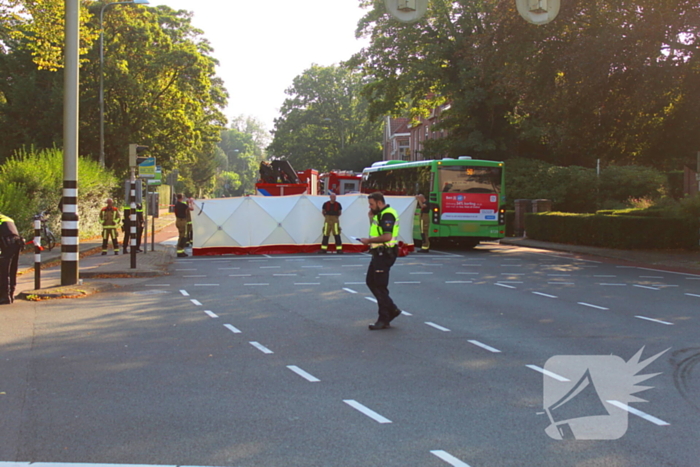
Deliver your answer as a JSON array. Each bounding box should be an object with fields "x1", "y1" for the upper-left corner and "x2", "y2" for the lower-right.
[{"x1": 61, "y1": 0, "x2": 80, "y2": 286}]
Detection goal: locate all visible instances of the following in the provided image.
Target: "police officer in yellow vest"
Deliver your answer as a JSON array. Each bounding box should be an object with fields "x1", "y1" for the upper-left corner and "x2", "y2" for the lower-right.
[
  {"x1": 358, "y1": 192, "x2": 401, "y2": 330},
  {"x1": 0, "y1": 213, "x2": 24, "y2": 305}
]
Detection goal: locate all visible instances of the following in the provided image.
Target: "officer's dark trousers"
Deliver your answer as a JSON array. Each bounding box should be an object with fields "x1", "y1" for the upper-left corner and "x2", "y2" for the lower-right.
[
  {"x1": 0, "y1": 237, "x2": 22, "y2": 300},
  {"x1": 366, "y1": 248, "x2": 398, "y2": 324}
]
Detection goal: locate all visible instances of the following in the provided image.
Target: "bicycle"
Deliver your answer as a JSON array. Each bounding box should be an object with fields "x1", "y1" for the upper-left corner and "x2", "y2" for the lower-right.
[{"x1": 28, "y1": 210, "x2": 57, "y2": 252}]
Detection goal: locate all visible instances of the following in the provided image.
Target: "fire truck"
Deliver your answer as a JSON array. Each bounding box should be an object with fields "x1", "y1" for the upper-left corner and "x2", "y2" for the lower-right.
[
  {"x1": 319, "y1": 171, "x2": 362, "y2": 195},
  {"x1": 255, "y1": 160, "x2": 318, "y2": 196}
]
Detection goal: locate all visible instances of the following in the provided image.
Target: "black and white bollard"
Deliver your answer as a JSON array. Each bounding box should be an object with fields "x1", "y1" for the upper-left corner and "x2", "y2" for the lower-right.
[
  {"x1": 130, "y1": 169, "x2": 137, "y2": 269},
  {"x1": 34, "y1": 215, "x2": 41, "y2": 290}
]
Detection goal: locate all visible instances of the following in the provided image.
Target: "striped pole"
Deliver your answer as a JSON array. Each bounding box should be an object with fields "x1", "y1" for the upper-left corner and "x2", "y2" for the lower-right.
[
  {"x1": 34, "y1": 216, "x2": 41, "y2": 290},
  {"x1": 130, "y1": 169, "x2": 137, "y2": 269},
  {"x1": 61, "y1": 0, "x2": 79, "y2": 286}
]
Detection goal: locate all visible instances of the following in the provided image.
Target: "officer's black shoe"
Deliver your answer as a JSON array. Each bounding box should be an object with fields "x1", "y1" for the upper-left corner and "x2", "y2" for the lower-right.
[
  {"x1": 369, "y1": 321, "x2": 390, "y2": 330},
  {"x1": 177, "y1": 252, "x2": 188, "y2": 258},
  {"x1": 390, "y1": 308, "x2": 402, "y2": 320},
  {"x1": 101, "y1": 251, "x2": 107, "y2": 256},
  {"x1": 114, "y1": 251, "x2": 119, "y2": 255},
  {"x1": 318, "y1": 250, "x2": 327, "y2": 254},
  {"x1": 123, "y1": 249, "x2": 128, "y2": 254},
  {"x1": 0, "y1": 297, "x2": 11, "y2": 305},
  {"x1": 136, "y1": 249, "x2": 143, "y2": 253}
]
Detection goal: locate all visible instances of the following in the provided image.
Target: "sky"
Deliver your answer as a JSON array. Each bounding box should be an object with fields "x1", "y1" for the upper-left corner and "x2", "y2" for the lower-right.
[{"x1": 153, "y1": 0, "x2": 372, "y2": 134}]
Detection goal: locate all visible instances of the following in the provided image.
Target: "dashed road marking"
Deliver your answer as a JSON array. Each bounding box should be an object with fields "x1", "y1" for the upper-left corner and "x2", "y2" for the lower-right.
[
  {"x1": 634, "y1": 284, "x2": 660, "y2": 291},
  {"x1": 180, "y1": 290, "x2": 189, "y2": 296},
  {"x1": 343, "y1": 288, "x2": 358, "y2": 294},
  {"x1": 606, "y1": 400, "x2": 669, "y2": 426},
  {"x1": 343, "y1": 400, "x2": 392, "y2": 424},
  {"x1": 204, "y1": 310, "x2": 218, "y2": 318},
  {"x1": 244, "y1": 283, "x2": 270, "y2": 286},
  {"x1": 446, "y1": 281, "x2": 473, "y2": 284},
  {"x1": 431, "y1": 450, "x2": 472, "y2": 467},
  {"x1": 425, "y1": 322, "x2": 451, "y2": 332},
  {"x1": 635, "y1": 316, "x2": 673, "y2": 325},
  {"x1": 532, "y1": 292, "x2": 557, "y2": 298},
  {"x1": 578, "y1": 302, "x2": 609, "y2": 310},
  {"x1": 468, "y1": 340, "x2": 501, "y2": 353},
  {"x1": 287, "y1": 365, "x2": 320, "y2": 382},
  {"x1": 526, "y1": 365, "x2": 570, "y2": 382},
  {"x1": 190, "y1": 299, "x2": 202, "y2": 306},
  {"x1": 224, "y1": 324, "x2": 242, "y2": 334},
  {"x1": 495, "y1": 283, "x2": 516, "y2": 289},
  {"x1": 249, "y1": 341, "x2": 273, "y2": 354},
  {"x1": 365, "y1": 297, "x2": 378, "y2": 303},
  {"x1": 599, "y1": 283, "x2": 627, "y2": 286},
  {"x1": 685, "y1": 293, "x2": 700, "y2": 298}
]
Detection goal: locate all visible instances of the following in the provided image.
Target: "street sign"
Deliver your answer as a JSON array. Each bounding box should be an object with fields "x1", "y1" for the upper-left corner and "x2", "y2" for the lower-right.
[
  {"x1": 138, "y1": 157, "x2": 156, "y2": 179},
  {"x1": 384, "y1": 0, "x2": 428, "y2": 23},
  {"x1": 516, "y1": 0, "x2": 560, "y2": 25},
  {"x1": 148, "y1": 166, "x2": 163, "y2": 186}
]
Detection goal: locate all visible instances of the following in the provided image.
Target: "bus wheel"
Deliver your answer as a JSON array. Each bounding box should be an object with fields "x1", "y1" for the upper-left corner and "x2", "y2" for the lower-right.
[{"x1": 461, "y1": 239, "x2": 480, "y2": 249}]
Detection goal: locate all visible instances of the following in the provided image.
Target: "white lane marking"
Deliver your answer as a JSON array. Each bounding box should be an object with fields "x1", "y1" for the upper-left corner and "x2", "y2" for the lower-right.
[
  {"x1": 533, "y1": 292, "x2": 557, "y2": 298},
  {"x1": 343, "y1": 400, "x2": 392, "y2": 424},
  {"x1": 260, "y1": 266, "x2": 281, "y2": 269},
  {"x1": 190, "y1": 299, "x2": 202, "y2": 306},
  {"x1": 430, "y1": 450, "x2": 472, "y2": 466},
  {"x1": 548, "y1": 282, "x2": 575, "y2": 285},
  {"x1": 425, "y1": 322, "x2": 451, "y2": 332},
  {"x1": 685, "y1": 293, "x2": 700, "y2": 298},
  {"x1": 184, "y1": 275, "x2": 207, "y2": 278},
  {"x1": 594, "y1": 275, "x2": 617, "y2": 277},
  {"x1": 401, "y1": 311, "x2": 413, "y2": 316},
  {"x1": 606, "y1": 400, "x2": 670, "y2": 426},
  {"x1": 578, "y1": 302, "x2": 609, "y2": 310},
  {"x1": 180, "y1": 290, "x2": 189, "y2": 296},
  {"x1": 640, "y1": 276, "x2": 664, "y2": 278},
  {"x1": 446, "y1": 281, "x2": 473, "y2": 284},
  {"x1": 497, "y1": 281, "x2": 522, "y2": 284},
  {"x1": 229, "y1": 274, "x2": 252, "y2": 277},
  {"x1": 395, "y1": 281, "x2": 421, "y2": 284},
  {"x1": 456, "y1": 272, "x2": 479, "y2": 275},
  {"x1": 146, "y1": 284, "x2": 170, "y2": 287},
  {"x1": 495, "y1": 283, "x2": 516, "y2": 289},
  {"x1": 634, "y1": 284, "x2": 660, "y2": 290},
  {"x1": 204, "y1": 310, "x2": 218, "y2": 318},
  {"x1": 599, "y1": 283, "x2": 627, "y2": 286},
  {"x1": 194, "y1": 284, "x2": 219, "y2": 287},
  {"x1": 274, "y1": 274, "x2": 298, "y2": 276},
  {"x1": 365, "y1": 297, "x2": 378, "y2": 303},
  {"x1": 526, "y1": 365, "x2": 570, "y2": 382},
  {"x1": 249, "y1": 341, "x2": 273, "y2": 354},
  {"x1": 635, "y1": 316, "x2": 674, "y2": 325},
  {"x1": 637, "y1": 266, "x2": 700, "y2": 277},
  {"x1": 345, "y1": 282, "x2": 365, "y2": 285},
  {"x1": 468, "y1": 340, "x2": 501, "y2": 353},
  {"x1": 244, "y1": 283, "x2": 270, "y2": 286},
  {"x1": 343, "y1": 288, "x2": 358, "y2": 294},
  {"x1": 295, "y1": 283, "x2": 321, "y2": 285},
  {"x1": 224, "y1": 324, "x2": 242, "y2": 334},
  {"x1": 410, "y1": 272, "x2": 434, "y2": 275},
  {"x1": 287, "y1": 365, "x2": 320, "y2": 382}
]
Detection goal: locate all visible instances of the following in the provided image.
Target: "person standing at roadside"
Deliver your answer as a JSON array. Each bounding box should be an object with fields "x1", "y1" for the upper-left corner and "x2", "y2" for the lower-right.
[
  {"x1": 416, "y1": 193, "x2": 430, "y2": 253},
  {"x1": 100, "y1": 198, "x2": 120, "y2": 255},
  {"x1": 319, "y1": 192, "x2": 343, "y2": 254},
  {"x1": 0, "y1": 212, "x2": 24, "y2": 305},
  {"x1": 358, "y1": 192, "x2": 401, "y2": 330},
  {"x1": 174, "y1": 194, "x2": 193, "y2": 257}
]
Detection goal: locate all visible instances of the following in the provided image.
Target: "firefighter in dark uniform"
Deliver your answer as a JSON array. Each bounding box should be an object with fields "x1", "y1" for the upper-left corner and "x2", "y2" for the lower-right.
[
  {"x1": 319, "y1": 192, "x2": 343, "y2": 254},
  {"x1": 416, "y1": 193, "x2": 430, "y2": 253},
  {"x1": 186, "y1": 197, "x2": 193, "y2": 247},
  {"x1": 174, "y1": 194, "x2": 192, "y2": 257},
  {"x1": 100, "y1": 198, "x2": 120, "y2": 255},
  {"x1": 0, "y1": 213, "x2": 24, "y2": 305},
  {"x1": 122, "y1": 203, "x2": 144, "y2": 253},
  {"x1": 358, "y1": 192, "x2": 401, "y2": 330}
]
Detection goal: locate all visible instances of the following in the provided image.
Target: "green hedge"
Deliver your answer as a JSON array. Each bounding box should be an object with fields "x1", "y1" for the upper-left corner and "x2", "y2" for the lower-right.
[{"x1": 525, "y1": 212, "x2": 698, "y2": 249}]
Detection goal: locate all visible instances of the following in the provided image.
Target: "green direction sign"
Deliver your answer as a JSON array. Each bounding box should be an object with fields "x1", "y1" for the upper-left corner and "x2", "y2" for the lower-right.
[
  {"x1": 138, "y1": 157, "x2": 156, "y2": 178},
  {"x1": 148, "y1": 166, "x2": 163, "y2": 186}
]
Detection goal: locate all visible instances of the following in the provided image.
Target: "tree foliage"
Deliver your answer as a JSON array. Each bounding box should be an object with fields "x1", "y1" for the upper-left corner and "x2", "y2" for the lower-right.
[
  {"x1": 268, "y1": 64, "x2": 382, "y2": 172},
  {"x1": 217, "y1": 116, "x2": 269, "y2": 196},
  {"x1": 0, "y1": 0, "x2": 227, "y2": 186},
  {"x1": 352, "y1": 0, "x2": 700, "y2": 169}
]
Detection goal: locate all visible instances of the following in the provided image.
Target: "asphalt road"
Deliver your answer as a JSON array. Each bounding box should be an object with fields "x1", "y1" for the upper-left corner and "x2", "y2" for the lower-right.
[{"x1": 2, "y1": 242, "x2": 699, "y2": 467}]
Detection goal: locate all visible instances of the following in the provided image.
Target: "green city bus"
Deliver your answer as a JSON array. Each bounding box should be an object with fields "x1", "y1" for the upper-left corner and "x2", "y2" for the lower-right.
[{"x1": 361, "y1": 157, "x2": 506, "y2": 248}]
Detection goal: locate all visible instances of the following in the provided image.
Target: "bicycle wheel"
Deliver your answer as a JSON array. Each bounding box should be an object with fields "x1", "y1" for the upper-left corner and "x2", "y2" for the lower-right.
[{"x1": 42, "y1": 230, "x2": 57, "y2": 252}]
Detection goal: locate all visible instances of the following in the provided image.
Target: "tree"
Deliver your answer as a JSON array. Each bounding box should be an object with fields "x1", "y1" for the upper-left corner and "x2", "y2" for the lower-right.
[
  {"x1": 268, "y1": 64, "x2": 383, "y2": 172},
  {"x1": 218, "y1": 116, "x2": 269, "y2": 196},
  {"x1": 351, "y1": 0, "x2": 700, "y2": 169}
]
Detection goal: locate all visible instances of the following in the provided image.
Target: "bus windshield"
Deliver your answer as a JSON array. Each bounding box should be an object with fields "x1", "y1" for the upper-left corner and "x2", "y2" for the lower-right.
[{"x1": 439, "y1": 166, "x2": 502, "y2": 195}]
